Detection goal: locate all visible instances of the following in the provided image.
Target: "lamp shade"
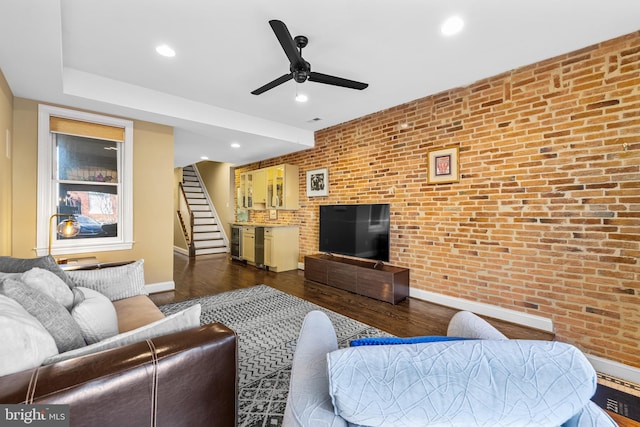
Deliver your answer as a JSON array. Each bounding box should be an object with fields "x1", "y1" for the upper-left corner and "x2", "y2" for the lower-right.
[
  {"x1": 57, "y1": 218, "x2": 81, "y2": 238},
  {"x1": 48, "y1": 214, "x2": 81, "y2": 255}
]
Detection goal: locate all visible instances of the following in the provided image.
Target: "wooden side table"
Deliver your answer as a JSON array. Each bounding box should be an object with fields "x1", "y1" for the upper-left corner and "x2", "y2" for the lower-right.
[{"x1": 59, "y1": 257, "x2": 133, "y2": 271}]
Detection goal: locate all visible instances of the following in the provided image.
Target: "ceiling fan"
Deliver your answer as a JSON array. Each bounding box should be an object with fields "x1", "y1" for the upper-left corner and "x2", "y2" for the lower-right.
[{"x1": 251, "y1": 20, "x2": 368, "y2": 95}]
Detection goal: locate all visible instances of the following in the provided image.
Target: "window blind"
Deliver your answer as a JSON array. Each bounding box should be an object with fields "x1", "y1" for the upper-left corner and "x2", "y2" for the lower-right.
[{"x1": 50, "y1": 116, "x2": 125, "y2": 142}]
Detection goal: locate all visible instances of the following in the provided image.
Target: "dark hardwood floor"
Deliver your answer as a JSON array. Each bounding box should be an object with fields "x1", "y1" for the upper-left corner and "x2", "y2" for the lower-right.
[
  {"x1": 151, "y1": 252, "x2": 636, "y2": 427},
  {"x1": 151, "y1": 252, "x2": 554, "y2": 340}
]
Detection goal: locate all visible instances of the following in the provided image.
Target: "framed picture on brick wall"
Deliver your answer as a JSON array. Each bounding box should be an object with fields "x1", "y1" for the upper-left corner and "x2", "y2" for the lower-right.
[
  {"x1": 306, "y1": 168, "x2": 328, "y2": 197},
  {"x1": 427, "y1": 145, "x2": 459, "y2": 184}
]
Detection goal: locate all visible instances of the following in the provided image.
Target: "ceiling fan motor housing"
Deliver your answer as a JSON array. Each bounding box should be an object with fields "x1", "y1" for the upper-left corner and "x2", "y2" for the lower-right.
[{"x1": 292, "y1": 35, "x2": 310, "y2": 83}]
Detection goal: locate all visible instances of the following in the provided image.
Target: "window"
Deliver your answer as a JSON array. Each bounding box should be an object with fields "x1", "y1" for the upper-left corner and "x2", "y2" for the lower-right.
[{"x1": 36, "y1": 105, "x2": 133, "y2": 256}]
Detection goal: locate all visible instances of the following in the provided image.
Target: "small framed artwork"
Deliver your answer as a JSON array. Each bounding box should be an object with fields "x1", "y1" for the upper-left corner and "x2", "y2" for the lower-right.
[
  {"x1": 306, "y1": 168, "x2": 329, "y2": 197},
  {"x1": 427, "y1": 145, "x2": 460, "y2": 184}
]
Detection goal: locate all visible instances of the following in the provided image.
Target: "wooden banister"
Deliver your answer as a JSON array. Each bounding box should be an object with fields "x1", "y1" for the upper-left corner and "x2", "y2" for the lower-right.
[{"x1": 178, "y1": 182, "x2": 196, "y2": 257}]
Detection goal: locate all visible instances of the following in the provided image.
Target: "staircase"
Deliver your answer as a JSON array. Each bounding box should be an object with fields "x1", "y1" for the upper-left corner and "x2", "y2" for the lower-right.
[{"x1": 180, "y1": 165, "x2": 228, "y2": 256}]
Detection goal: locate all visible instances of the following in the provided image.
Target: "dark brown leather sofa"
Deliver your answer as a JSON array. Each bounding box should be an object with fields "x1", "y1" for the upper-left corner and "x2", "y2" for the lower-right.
[{"x1": 0, "y1": 323, "x2": 237, "y2": 427}]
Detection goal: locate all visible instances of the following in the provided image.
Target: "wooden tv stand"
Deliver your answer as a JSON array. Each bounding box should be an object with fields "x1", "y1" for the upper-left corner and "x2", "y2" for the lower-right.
[{"x1": 304, "y1": 254, "x2": 409, "y2": 304}]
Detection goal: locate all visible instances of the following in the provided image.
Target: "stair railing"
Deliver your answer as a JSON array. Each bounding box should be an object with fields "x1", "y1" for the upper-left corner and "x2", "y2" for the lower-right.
[{"x1": 177, "y1": 182, "x2": 196, "y2": 257}]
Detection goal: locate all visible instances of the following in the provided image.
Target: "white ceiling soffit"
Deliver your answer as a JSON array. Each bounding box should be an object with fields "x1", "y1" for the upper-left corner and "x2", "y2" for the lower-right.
[{"x1": 1, "y1": 0, "x2": 639, "y2": 166}]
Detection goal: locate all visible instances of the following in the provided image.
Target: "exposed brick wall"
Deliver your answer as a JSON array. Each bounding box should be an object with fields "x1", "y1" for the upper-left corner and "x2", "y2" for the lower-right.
[{"x1": 237, "y1": 31, "x2": 640, "y2": 368}]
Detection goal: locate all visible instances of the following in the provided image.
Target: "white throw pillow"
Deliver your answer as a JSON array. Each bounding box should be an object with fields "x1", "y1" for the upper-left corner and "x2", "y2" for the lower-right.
[
  {"x1": 0, "y1": 294, "x2": 59, "y2": 376},
  {"x1": 20, "y1": 267, "x2": 74, "y2": 310},
  {"x1": 72, "y1": 287, "x2": 119, "y2": 344},
  {"x1": 43, "y1": 303, "x2": 201, "y2": 364},
  {"x1": 66, "y1": 260, "x2": 148, "y2": 302},
  {"x1": 0, "y1": 278, "x2": 86, "y2": 353}
]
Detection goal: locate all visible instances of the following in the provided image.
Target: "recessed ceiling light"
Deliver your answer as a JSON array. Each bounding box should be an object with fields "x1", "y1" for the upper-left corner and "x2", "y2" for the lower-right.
[
  {"x1": 155, "y1": 44, "x2": 176, "y2": 57},
  {"x1": 230, "y1": 143, "x2": 241, "y2": 149},
  {"x1": 295, "y1": 93, "x2": 308, "y2": 103},
  {"x1": 441, "y1": 16, "x2": 464, "y2": 36},
  {"x1": 200, "y1": 156, "x2": 209, "y2": 160}
]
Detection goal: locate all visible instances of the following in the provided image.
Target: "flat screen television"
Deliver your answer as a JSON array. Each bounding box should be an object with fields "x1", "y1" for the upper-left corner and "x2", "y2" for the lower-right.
[{"x1": 319, "y1": 204, "x2": 390, "y2": 262}]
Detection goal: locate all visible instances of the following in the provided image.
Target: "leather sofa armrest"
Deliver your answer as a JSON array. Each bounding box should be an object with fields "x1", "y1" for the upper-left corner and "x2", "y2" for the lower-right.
[{"x1": 0, "y1": 323, "x2": 237, "y2": 427}]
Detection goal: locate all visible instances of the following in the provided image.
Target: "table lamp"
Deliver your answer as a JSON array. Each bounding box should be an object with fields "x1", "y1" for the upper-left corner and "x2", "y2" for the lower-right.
[{"x1": 48, "y1": 214, "x2": 81, "y2": 255}]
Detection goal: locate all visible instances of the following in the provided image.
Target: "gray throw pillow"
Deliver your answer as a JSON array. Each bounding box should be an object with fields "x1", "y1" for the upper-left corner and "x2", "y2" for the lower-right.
[
  {"x1": 0, "y1": 278, "x2": 86, "y2": 353},
  {"x1": 66, "y1": 259, "x2": 148, "y2": 301},
  {"x1": 0, "y1": 255, "x2": 75, "y2": 289},
  {"x1": 20, "y1": 268, "x2": 75, "y2": 310}
]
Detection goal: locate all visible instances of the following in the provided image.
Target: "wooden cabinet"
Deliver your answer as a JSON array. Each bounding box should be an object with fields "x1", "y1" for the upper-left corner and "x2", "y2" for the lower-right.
[
  {"x1": 252, "y1": 169, "x2": 267, "y2": 207},
  {"x1": 304, "y1": 254, "x2": 409, "y2": 304},
  {"x1": 266, "y1": 164, "x2": 299, "y2": 210},
  {"x1": 238, "y1": 170, "x2": 266, "y2": 209},
  {"x1": 239, "y1": 164, "x2": 299, "y2": 210},
  {"x1": 263, "y1": 226, "x2": 299, "y2": 272},
  {"x1": 238, "y1": 225, "x2": 299, "y2": 272},
  {"x1": 264, "y1": 233, "x2": 272, "y2": 266},
  {"x1": 241, "y1": 226, "x2": 255, "y2": 262},
  {"x1": 239, "y1": 173, "x2": 251, "y2": 209}
]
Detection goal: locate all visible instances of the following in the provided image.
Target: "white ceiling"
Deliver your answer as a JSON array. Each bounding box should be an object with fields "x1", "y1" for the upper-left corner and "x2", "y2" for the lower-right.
[{"x1": 1, "y1": 0, "x2": 639, "y2": 167}]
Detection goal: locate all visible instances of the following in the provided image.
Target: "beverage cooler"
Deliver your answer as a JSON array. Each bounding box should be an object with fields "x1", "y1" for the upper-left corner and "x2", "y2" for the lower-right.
[
  {"x1": 254, "y1": 227, "x2": 265, "y2": 268},
  {"x1": 230, "y1": 225, "x2": 242, "y2": 260}
]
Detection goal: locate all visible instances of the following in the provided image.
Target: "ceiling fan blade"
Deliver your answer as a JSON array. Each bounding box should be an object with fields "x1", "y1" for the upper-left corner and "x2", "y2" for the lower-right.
[
  {"x1": 251, "y1": 73, "x2": 293, "y2": 95},
  {"x1": 309, "y1": 72, "x2": 368, "y2": 90},
  {"x1": 269, "y1": 20, "x2": 304, "y2": 66}
]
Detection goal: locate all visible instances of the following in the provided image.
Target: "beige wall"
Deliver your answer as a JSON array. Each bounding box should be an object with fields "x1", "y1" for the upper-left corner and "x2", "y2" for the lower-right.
[
  {"x1": 11, "y1": 98, "x2": 37, "y2": 256},
  {"x1": 195, "y1": 161, "x2": 235, "y2": 240},
  {"x1": 0, "y1": 70, "x2": 12, "y2": 255},
  {"x1": 10, "y1": 98, "x2": 174, "y2": 285}
]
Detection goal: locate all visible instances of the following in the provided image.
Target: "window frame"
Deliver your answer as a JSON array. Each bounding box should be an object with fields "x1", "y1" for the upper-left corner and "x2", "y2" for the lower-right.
[{"x1": 36, "y1": 104, "x2": 134, "y2": 256}]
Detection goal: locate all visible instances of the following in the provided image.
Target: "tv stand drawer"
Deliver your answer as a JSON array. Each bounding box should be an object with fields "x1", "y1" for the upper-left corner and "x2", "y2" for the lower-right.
[
  {"x1": 304, "y1": 255, "x2": 327, "y2": 283},
  {"x1": 328, "y1": 262, "x2": 357, "y2": 293}
]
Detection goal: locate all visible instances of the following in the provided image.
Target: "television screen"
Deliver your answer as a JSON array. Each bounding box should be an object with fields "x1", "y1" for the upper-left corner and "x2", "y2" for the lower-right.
[{"x1": 319, "y1": 204, "x2": 390, "y2": 262}]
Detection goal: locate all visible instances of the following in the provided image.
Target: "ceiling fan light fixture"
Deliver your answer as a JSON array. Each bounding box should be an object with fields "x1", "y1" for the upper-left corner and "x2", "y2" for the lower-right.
[
  {"x1": 441, "y1": 16, "x2": 464, "y2": 36},
  {"x1": 293, "y1": 69, "x2": 309, "y2": 83},
  {"x1": 295, "y1": 93, "x2": 308, "y2": 103},
  {"x1": 155, "y1": 44, "x2": 176, "y2": 57}
]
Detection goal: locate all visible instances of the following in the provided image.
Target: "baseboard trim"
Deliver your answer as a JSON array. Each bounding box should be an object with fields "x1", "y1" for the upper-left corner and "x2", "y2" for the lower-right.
[
  {"x1": 145, "y1": 281, "x2": 175, "y2": 294},
  {"x1": 173, "y1": 246, "x2": 189, "y2": 256},
  {"x1": 410, "y1": 288, "x2": 554, "y2": 333},
  {"x1": 587, "y1": 354, "x2": 640, "y2": 385}
]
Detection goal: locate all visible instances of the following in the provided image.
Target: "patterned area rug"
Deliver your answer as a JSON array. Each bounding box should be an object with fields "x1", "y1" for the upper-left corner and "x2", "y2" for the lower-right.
[{"x1": 159, "y1": 284, "x2": 392, "y2": 427}]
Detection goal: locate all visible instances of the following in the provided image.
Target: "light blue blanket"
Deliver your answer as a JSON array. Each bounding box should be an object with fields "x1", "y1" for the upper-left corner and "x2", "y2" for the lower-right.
[{"x1": 328, "y1": 340, "x2": 598, "y2": 426}]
